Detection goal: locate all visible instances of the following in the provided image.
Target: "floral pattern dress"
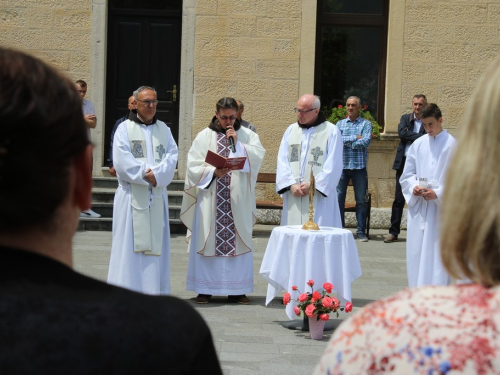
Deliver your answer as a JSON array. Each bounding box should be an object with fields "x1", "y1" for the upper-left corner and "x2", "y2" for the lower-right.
[{"x1": 313, "y1": 284, "x2": 500, "y2": 374}]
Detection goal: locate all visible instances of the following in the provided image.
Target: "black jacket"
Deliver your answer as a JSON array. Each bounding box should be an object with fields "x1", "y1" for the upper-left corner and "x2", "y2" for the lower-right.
[
  {"x1": 392, "y1": 112, "x2": 426, "y2": 170},
  {"x1": 0, "y1": 246, "x2": 222, "y2": 375}
]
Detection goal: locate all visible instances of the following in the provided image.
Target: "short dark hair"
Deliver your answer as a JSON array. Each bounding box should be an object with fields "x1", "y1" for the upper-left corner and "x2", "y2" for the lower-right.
[
  {"x1": 420, "y1": 103, "x2": 442, "y2": 121},
  {"x1": 0, "y1": 48, "x2": 89, "y2": 234},
  {"x1": 75, "y1": 79, "x2": 87, "y2": 88},
  {"x1": 413, "y1": 94, "x2": 427, "y2": 102},
  {"x1": 216, "y1": 97, "x2": 238, "y2": 112}
]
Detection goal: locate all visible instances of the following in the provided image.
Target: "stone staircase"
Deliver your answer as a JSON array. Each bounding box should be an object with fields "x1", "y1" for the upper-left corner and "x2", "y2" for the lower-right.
[{"x1": 78, "y1": 177, "x2": 186, "y2": 233}]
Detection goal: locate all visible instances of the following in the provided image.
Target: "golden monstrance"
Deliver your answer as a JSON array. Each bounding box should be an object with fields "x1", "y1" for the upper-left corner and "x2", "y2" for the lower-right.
[{"x1": 302, "y1": 169, "x2": 320, "y2": 231}]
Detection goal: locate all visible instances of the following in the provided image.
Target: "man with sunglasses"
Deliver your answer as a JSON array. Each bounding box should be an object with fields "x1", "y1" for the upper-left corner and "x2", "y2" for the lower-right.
[
  {"x1": 276, "y1": 94, "x2": 343, "y2": 228},
  {"x1": 181, "y1": 97, "x2": 265, "y2": 305},
  {"x1": 108, "y1": 86, "x2": 179, "y2": 295}
]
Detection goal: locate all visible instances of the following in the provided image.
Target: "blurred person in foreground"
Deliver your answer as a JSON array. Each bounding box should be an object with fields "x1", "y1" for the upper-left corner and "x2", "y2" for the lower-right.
[
  {"x1": 313, "y1": 57, "x2": 500, "y2": 374},
  {"x1": 0, "y1": 47, "x2": 222, "y2": 374}
]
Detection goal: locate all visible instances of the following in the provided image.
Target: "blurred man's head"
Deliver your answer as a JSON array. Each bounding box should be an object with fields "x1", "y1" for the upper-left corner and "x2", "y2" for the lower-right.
[
  {"x1": 236, "y1": 100, "x2": 244, "y2": 121},
  {"x1": 412, "y1": 94, "x2": 427, "y2": 119},
  {"x1": 0, "y1": 48, "x2": 90, "y2": 236},
  {"x1": 420, "y1": 103, "x2": 443, "y2": 137},
  {"x1": 295, "y1": 94, "x2": 320, "y2": 126},
  {"x1": 128, "y1": 95, "x2": 136, "y2": 110},
  {"x1": 133, "y1": 86, "x2": 157, "y2": 124},
  {"x1": 215, "y1": 97, "x2": 239, "y2": 130},
  {"x1": 346, "y1": 96, "x2": 361, "y2": 121},
  {"x1": 75, "y1": 80, "x2": 88, "y2": 99}
]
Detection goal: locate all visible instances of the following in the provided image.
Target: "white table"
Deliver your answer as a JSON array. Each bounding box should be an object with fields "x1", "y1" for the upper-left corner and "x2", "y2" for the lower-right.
[{"x1": 260, "y1": 225, "x2": 362, "y2": 320}]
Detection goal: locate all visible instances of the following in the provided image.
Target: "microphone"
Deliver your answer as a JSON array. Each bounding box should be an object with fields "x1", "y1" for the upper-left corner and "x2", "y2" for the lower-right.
[{"x1": 227, "y1": 126, "x2": 236, "y2": 153}]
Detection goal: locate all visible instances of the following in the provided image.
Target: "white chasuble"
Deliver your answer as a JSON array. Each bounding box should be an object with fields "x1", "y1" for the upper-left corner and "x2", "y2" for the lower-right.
[
  {"x1": 181, "y1": 126, "x2": 265, "y2": 296},
  {"x1": 285, "y1": 123, "x2": 329, "y2": 225},
  {"x1": 277, "y1": 121, "x2": 343, "y2": 228},
  {"x1": 400, "y1": 130, "x2": 457, "y2": 287},
  {"x1": 127, "y1": 122, "x2": 168, "y2": 256},
  {"x1": 181, "y1": 127, "x2": 266, "y2": 257}
]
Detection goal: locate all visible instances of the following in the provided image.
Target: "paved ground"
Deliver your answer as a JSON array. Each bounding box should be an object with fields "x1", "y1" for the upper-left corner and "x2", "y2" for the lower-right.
[{"x1": 73, "y1": 226, "x2": 408, "y2": 375}]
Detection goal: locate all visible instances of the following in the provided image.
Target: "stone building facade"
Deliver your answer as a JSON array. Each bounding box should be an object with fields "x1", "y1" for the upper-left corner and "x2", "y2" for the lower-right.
[{"x1": 2, "y1": 0, "x2": 500, "y2": 225}]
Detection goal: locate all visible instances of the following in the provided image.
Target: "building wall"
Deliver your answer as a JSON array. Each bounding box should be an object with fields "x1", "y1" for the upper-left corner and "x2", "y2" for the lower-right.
[
  {"x1": 376, "y1": 0, "x2": 500, "y2": 209},
  {"x1": 2, "y1": 0, "x2": 500, "y2": 210},
  {"x1": 192, "y1": 0, "x2": 303, "y2": 173},
  {"x1": 0, "y1": 0, "x2": 93, "y2": 93},
  {"x1": 191, "y1": 0, "x2": 316, "y2": 203}
]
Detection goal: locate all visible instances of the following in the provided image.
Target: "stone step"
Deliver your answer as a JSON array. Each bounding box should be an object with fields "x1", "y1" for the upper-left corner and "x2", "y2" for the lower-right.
[
  {"x1": 92, "y1": 177, "x2": 184, "y2": 191},
  {"x1": 78, "y1": 217, "x2": 186, "y2": 233},
  {"x1": 91, "y1": 189, "x2": 184, "y2": 206},
  {"x1": 87, "y1": 203, "x2": 182, "y2": 219}
]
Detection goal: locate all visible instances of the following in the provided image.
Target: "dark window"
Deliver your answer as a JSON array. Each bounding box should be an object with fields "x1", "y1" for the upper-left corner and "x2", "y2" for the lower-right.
[
  {"x1": 323, "y1": 0, "x2": 383, "y2": 15},
  {"x1": 109, "y1": 0, "x2": 182, "y2": 10},
  {"x1": 315, "y1": 0, "x2": 388, "y2": 125}
]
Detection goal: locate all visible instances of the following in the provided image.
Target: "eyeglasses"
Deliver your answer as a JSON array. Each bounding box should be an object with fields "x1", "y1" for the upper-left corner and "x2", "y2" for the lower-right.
[
  {"x1": 218, "y1": 115, "x2": 237, "y2": 121},
  {"x1": 137, "y1": 99, "x2": 159, "y2": 106},
  {"x1": 294, "y1": 108, "x2": 316, "y2": 114}
]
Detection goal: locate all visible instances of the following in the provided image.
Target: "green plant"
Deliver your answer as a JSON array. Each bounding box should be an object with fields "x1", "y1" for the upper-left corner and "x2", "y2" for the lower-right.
[{"x1": 327, "y1": 105, "x2": 380, "y2": 140}]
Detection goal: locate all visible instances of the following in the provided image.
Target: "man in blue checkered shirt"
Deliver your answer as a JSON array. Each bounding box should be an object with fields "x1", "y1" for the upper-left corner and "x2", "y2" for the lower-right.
[{"x1": 336, "y1": 96, "x2": 372, "y2": 242}]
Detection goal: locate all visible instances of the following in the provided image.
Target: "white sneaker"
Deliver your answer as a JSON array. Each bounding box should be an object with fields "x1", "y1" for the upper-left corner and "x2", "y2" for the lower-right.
[{"x1": 80, "y1": 209, "x2": 101, "y2": 218}]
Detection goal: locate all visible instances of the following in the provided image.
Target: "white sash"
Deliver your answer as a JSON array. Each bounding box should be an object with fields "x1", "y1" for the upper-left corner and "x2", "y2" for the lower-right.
[
  {"x1": 126, "y1": 121, "x2": 168, "y2": 256},
  {"x1": 286, "y1": 122, "x2": 330, "y2": 225}
]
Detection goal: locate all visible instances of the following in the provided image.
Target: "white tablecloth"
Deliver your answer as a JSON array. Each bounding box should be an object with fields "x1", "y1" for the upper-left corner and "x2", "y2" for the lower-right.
[{"x1": 259, "y1": 225, "x2": 362, "y2": 319}]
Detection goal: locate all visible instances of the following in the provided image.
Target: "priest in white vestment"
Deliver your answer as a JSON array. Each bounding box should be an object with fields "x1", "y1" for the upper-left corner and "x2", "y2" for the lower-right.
[
  {"x1": 277, "y1": 94, "x2": 343, "y2": 228},
  {"x1": 180, "y1": 97, "x2": 265, "y2": 304},
  {"x1": 108, "y1": 86, "x2": 178, "y2": 295},
  {"x1": 400, "y1": 103, "x2": 457, "y2": 288}
]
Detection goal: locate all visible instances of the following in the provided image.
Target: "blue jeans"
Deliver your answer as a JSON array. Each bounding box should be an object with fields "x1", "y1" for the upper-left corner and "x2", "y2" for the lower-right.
[{"x1": 336, "y1": 168, "x2": 368, "y2": 235}]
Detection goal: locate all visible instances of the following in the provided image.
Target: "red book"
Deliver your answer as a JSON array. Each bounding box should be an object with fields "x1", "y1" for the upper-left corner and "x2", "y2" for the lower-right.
[{"x1": 205, "y1": 150, "x2": 247, "y2": 170}]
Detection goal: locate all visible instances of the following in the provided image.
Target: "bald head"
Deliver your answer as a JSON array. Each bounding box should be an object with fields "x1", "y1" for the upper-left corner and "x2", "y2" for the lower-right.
[
  {"x1": 127, "y1": 95, "x2": 136, "y2": 110},
  {"x1": 297, "y1": 94, "x2": 320, "y2": 109},
  {"x1": 295, "y1": 94, "x2": 320, "y2": 126}
]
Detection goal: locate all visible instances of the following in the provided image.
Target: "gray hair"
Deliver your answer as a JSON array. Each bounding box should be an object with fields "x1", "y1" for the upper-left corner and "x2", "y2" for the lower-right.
[
  {"x1": 133, "y1": 86, "x2": 157, "y2": 100},
  {"x1": 312, "y1": 95, "x2": 321, "y2": 109},
  {"x1": 347, "y1": 96, "x2": 361, "y2": 106}
]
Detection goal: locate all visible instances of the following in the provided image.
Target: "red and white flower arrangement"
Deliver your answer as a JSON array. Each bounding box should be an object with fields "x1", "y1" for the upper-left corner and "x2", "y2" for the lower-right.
[{"x1": 283, "y1": 279, "x2": 353, "y2": 321}]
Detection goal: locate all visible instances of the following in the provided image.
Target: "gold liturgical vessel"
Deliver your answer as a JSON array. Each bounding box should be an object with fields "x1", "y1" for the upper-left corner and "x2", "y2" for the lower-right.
[{"x1": 302, "y1": 169, "x2": 320, "y2": 231}]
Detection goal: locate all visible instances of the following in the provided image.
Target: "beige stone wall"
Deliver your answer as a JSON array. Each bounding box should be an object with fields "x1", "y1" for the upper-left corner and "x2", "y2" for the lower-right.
[
  {"x1": 0, "y1": 0, "x2": 93, "y2": 90},
  {"x1": 193, "y1": 0, "x2": 302, "y2": 174},
  {"x1": 372, "y1": 0, "x2": 500, "y2": 208},
  {"x1": 5, "y1": 0, "x2": 500, "y2": 210}
]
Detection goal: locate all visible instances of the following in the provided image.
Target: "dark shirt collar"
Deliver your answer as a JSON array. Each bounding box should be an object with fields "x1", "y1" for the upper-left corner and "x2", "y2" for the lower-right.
[
  {"x1": 128, "y1": 110, "x2": 157, "y2": 126},
  {"x1": 208, "y1": 116, "x2": 241, "y2": 133},
  {"x1": 298, "y1": 111, "x2": 326, "y2": 129}
]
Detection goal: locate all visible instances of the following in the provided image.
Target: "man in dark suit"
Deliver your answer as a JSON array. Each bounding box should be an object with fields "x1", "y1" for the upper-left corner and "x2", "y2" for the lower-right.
[
  {"x1": 384, "y1": 94, "x2": 427, "y2": 243},
  {"x1": 107, "y1": 95, "x2": 136, "y2": 176}
]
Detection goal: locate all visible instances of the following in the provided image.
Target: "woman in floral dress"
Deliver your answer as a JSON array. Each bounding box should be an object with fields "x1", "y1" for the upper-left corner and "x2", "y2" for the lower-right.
[{"x1": 313, "y1": 56, "x2": 500, "y2": 375}]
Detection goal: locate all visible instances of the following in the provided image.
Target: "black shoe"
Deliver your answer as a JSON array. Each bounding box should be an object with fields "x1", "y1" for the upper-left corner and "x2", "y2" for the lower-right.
[
  {"x1": 228, "y1": 295, "x2": 250, "y2": 304},
  {"x1": 195, "y1": 294, "x2": 211, "y2": 304}
]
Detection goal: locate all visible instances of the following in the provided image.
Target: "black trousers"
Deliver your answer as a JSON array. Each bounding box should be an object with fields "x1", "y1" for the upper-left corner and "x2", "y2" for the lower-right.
[{"x1": 388, "y1": 158, "x2": 406, "y2": 236}]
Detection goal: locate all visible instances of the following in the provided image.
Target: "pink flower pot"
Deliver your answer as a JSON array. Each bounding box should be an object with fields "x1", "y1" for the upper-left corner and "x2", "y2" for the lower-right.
[{"x1": 308, "y1": 316, "x2": 325, "y2": 340}]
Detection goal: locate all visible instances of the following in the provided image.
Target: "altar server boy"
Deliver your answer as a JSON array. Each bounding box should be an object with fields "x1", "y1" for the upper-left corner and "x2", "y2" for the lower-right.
[{"x1": 400, "y1": 103, "x2": 457, "y2": 287}]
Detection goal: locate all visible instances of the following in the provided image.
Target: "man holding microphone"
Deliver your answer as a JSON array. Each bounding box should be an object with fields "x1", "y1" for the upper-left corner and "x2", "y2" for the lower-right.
[{"x1": 180, "y1": 97, "x2": 265, "y2": 304}]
